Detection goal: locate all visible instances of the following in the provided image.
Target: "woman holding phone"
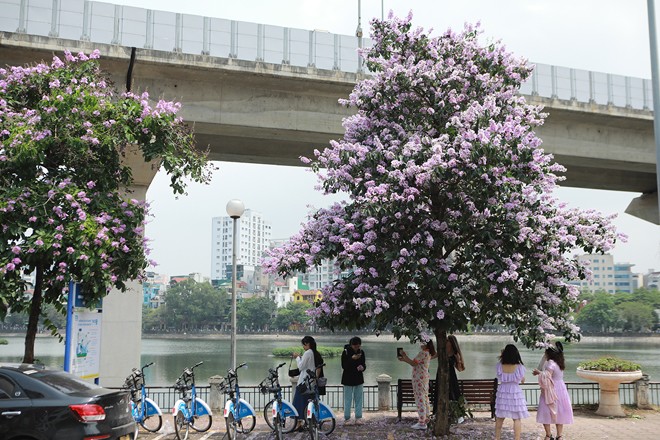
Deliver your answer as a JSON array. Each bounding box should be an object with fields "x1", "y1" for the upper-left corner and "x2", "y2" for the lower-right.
[
  {"x1": 341, "y1": 336, "x2": 366, "y2": 425},
  {"x1": 398, "y1": 340, "x2": 436, "y2": 430}
]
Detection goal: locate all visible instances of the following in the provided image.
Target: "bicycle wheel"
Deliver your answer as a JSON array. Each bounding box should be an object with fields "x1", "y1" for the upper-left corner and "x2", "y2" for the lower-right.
[
  {"x1": 191, "y1": 413, "x2": 212, "y2": 432},
  {"x1": 238, "y1": 414, "x2": 256, "y2": 434},
  {"x1": 280, "y1": 410, "x2": 298, "y2": 433},
  {"x1": 138, "y1": 401, "x2": 162, "y2": 433},
  {"x1": 264, "y1": 400, "x2": 298, "y2": 433},
  {"x1": 319, "y1": 417, "x2": 336, "y2": 436},
  {"x1": 225, "y1": 412, "x2": 238, "y2": 440},
  {"x1": 308, "y1": 414, "x2": 318, "y2": 440},
  {"x1": 174, "y1": 411, "x2": 189, "y2": 440},
  {"x1": 274, "y1": 413, "x2": 283, "y2": 440},
  {"x1": 263, "y1": 400, "x2": 275, "y2": 430},
  {"x1": 140, "y1": 413, "x2": 162, "y2": 433}
]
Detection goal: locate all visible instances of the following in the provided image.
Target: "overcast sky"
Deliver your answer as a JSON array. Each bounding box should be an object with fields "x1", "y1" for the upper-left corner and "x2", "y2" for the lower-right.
[{"x1": 115, "y1": 0, "x2": 660, "y2": 277}]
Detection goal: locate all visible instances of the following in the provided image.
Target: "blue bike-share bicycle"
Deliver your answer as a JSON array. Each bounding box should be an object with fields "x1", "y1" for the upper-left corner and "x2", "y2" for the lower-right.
[
  {"x1": 123, "y1": 362, "x2": 163, "y2": 436},
  {"x1": 172, "y1": 361, "x2": 213, "y2": 440},
  {"x1": 302, "y1": 365, "x2": 336, "y2": 440},
  {"x1": 260, "y1": 362, "x2": 299, "y2": 439},
  {"x1": 220, "y1": 362, "x2": 256, "y2": 439}
]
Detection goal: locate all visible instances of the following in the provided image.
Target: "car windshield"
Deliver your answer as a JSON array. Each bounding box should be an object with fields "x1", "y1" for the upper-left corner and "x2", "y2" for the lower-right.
[{"x1": 29, "y1": 370, "x2": 99, "y2": 393}]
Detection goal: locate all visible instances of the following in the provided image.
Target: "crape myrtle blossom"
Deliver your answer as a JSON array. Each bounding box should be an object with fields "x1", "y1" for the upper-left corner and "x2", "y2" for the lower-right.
[
  {"x1": 264, "y1": 14, "x2": 621, "y2": 351},
  {"x1": 0, "y1": 50, "x2": 212, "y2": 363}
]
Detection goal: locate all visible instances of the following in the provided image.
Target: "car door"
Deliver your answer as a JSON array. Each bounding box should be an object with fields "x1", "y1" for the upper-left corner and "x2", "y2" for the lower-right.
[{"x1": 0, "y1": 372, "x2": 39, "y2": 439}]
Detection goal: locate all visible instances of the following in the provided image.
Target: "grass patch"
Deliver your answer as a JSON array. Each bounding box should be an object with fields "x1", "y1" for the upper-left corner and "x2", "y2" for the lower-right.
[{"x1": 272, "y1": 346, "x2": 343, "y2": 358}]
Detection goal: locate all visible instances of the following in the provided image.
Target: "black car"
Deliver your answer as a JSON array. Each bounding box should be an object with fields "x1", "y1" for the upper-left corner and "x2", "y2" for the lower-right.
[{"x1": 0, "y1": 363, "x2": 136, "y2": 440}]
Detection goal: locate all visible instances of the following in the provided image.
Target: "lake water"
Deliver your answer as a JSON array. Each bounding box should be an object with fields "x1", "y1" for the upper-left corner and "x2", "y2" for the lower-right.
[{"x1": 1, "y1": 334, "x2": 659, "y2": 386}]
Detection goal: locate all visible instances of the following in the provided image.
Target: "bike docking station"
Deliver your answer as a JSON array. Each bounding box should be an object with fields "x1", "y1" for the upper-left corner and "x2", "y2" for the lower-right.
[{"x1": 64, "y1": 281, "x2": 103, "y2": 384}]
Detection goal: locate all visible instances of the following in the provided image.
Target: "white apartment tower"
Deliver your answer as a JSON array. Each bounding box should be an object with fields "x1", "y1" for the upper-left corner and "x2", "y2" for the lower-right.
[
  {"x1": 211, "y1": 209, "x2": 272, "y2": 282},
  {"x1": 571, "y1": 254, "x2": 636, "y2": 294}
]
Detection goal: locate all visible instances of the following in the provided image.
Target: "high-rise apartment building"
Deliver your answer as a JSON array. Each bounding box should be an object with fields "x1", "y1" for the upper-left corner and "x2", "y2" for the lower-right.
[
  {"x1": 298, "y1": 258, "x2": 350, "y2": 291},
  {"x1": 570, "y1": 254, "x2": 636, "y2": 294},
  {"x1": 211, "y1": 209, "x2": 272, "y2": 284}
]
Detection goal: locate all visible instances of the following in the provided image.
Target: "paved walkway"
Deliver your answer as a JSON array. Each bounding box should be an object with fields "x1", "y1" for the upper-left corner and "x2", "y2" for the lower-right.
[{"x1": 141, "y1": 407, "x2": 660, "y2": 439}]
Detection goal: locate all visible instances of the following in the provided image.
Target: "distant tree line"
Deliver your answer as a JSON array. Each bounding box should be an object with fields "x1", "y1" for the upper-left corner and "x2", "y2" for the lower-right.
[
  {"x1": 575, "y1": 288, "x2": 660, "y2": 333},
  {"x1": 142, "y1": 279, "x2": 313, "y2": 333}
]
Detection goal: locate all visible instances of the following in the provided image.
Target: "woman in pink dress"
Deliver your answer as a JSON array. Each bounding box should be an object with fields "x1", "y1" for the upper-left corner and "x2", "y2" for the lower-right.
[
  {"x1": 398, "y1": 340, "x2": 436, "y2": 430},
  {"x1": 495, "y1": 344, "x2": 530, "y2": 440},
  {"x1": 533, "y1": 343, "x2": 573, "y2": 440}
]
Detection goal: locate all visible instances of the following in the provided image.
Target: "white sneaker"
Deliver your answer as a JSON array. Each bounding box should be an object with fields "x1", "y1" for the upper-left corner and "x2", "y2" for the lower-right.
[
  {"x1": 411, "y1": 422, "x2": 426, "y2": 430},
  {"x1": 354, "y1": 418, "x2": 364, "y2": 425},
  {"x1": 343, "y1": 419, "x2": 353, "y2": 425},
  {"x1": 457, "y1": 417, "x2": 465, "y2": 424}
]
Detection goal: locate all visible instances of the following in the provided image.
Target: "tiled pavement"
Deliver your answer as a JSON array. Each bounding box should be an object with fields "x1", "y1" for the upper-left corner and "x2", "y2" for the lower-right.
[{"x1": 139, "y1": 408, "x2": 660, "y2": 439}]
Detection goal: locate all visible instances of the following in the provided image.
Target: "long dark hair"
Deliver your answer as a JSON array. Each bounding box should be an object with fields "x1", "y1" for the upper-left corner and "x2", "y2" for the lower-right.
[
  {"x1": 302, "y1": 335, "x2": 323, "y2": 370},
  {"x1": 545, "y1": 344, "x2": 565, "y2": 370},
  {"x1": 301, "y1": 335, "x2": 317, "y2": 352},
  {"x1": 447, "y1": 335, "x2": 461, "y2": 356},
  {"x1": 423, "y1": 339, "x2": 436, "y2": 357},
  {"x1": 499, "y1": 344, "x2": 524, "y2": 365}
]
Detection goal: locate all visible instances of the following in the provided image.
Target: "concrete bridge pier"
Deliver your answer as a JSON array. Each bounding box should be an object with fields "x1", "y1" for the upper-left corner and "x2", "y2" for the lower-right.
[{"x1": 98, "y1": 148, "x2": 159, "y2": 386}]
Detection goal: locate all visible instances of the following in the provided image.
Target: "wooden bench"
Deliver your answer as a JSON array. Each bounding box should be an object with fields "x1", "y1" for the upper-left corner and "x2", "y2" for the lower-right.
[
  {"x1": 458, "y1": 378, "x2": 498, "y2": 418},
  {"x1": 397, "y1": 378, "x2": 498, "y2": 419},
  {"x1": 396, "y1": 379, "x2": 437, "y2": 421}
]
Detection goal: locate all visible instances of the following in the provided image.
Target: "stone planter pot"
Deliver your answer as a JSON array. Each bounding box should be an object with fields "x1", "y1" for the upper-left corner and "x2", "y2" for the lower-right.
[{"x1": 576, "y1": 368, "x2": 643, "y2": 417}]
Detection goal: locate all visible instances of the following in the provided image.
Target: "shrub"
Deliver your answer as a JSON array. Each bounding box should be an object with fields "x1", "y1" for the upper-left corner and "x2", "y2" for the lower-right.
[
  {"x1": 578, "y1": 356, "x2": 641, "y2": 372},
  {"x1": 0, "y1": 339, "x2": 7, "y2": 345}
]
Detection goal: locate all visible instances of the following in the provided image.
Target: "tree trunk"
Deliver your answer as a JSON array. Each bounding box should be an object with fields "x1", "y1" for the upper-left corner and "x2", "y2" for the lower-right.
[
  {"x1": 23, "y1": 265, "x2": 44, "y2": 363},
  {"x1": 433, "y1": 329, "x2": 451, "y2": 436}
]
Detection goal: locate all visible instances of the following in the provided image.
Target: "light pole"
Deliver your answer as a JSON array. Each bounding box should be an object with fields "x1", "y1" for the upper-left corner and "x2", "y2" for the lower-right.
[
  {"x1": 226, "y1": 199, "x2": 245, "y2": 369},
  {"x1": 356, "y1": 0, "x2": 363, "y2": 73},
  {"x1": 647, "y1": 0, "x2": 660, "y2": 223}
]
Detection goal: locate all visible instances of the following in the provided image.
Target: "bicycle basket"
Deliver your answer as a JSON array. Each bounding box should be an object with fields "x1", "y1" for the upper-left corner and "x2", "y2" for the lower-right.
[
  {"x1": 124, "y1": 370, "x2": 144, "y2": 390},
  {"x1": 298, "y1": 381, "x2": 316, "y2": 396},
  {"x1": 174, "y1": 374, "x2": 192, "y2": 392}
]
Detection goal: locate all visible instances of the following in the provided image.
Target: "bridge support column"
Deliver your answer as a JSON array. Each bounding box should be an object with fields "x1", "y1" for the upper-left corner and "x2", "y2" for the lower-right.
[
  {"x1": 98, "y1": 147, "x2": 159, "y2": 386},
  {"x1": 625, "y1": 192, "x2": 660, "y2": 225}
]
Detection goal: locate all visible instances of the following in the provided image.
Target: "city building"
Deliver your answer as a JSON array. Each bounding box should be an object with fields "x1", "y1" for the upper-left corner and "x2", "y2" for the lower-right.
[
  {"x1": 570, "y1": 254, "x2": 636, "y2": 294},
  {"x1": 142, "y1": 271, "x2": 168, "y2": 308},
  {"x1": 293, "y1": 288, "x2": 323, "y2": 304},
  {"x1": 169, "y1": 272, "x2": 208, "y2": 285},
  {"x1": 211, "y1": 209, "x2": 272, "y2": 289},
  {"x1": 643, "y1": 269, "x2": 660, "y2": 289},
  {"x1": 271, "y1": 277, "x2": 298, "y2": 308},
  {"x1": 298, "y1": 258, "x2": 350, "y2": 291}
]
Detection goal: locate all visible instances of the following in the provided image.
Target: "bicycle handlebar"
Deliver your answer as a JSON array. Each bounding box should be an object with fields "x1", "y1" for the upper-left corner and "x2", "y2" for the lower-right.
[{"x1": 143, "y1": 362, "x2": 154, "y2": 369}]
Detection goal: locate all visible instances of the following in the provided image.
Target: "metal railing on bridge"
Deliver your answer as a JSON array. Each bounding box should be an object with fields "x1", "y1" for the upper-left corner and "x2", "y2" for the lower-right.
[{"x1": 0, "y1": 0, "x2": 653, "y2": 111}]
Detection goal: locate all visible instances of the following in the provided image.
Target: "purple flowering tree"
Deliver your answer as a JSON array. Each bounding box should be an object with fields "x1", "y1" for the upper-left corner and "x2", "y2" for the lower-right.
[
  {"x1": 264, "y1": 16, "x2": 621, "y2": 435},
  {"x1": 0, "y1": 50, "x2": 212, "y2": 363}
]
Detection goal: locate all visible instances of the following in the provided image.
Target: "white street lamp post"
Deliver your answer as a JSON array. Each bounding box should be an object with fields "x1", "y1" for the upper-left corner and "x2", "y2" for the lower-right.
[{"x1": 226, "y1": 199, "x2": 245, "y2": 370}]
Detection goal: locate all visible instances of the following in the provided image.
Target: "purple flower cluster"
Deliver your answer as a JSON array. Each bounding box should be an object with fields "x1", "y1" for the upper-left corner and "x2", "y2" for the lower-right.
[
  {"x1": 263, "y1": 15, "x2": 621, "y2": 346},
  {"x1": 1, "y1": 49, "x2": 210, "y2": 320}
]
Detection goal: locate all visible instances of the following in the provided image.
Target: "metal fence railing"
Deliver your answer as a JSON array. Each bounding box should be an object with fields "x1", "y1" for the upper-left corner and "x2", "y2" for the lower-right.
[
  {"x1": 129, "y1": 381, "x2": 659, "y2": 415},
  {"x1": 0, "y1": 0, "x2": 653, "y2": 111}
]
